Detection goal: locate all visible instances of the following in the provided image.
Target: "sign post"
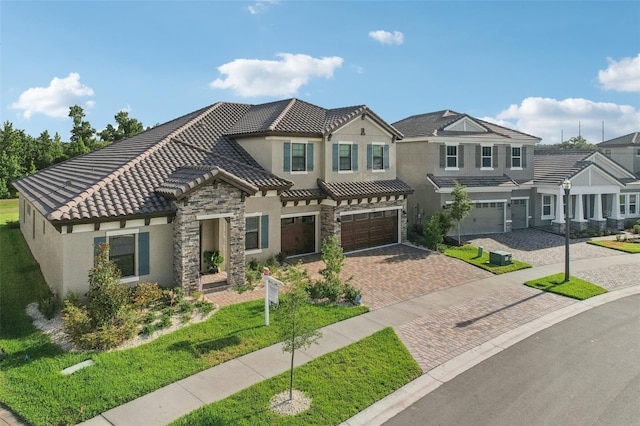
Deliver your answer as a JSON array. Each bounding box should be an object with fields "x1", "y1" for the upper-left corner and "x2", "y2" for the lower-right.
[{"x1": 263, "y1": 266, "x2": 281, "y2": 326}]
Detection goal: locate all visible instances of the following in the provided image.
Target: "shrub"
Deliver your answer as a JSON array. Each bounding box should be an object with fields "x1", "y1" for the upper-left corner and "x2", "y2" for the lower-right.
[
  {"x1": 4, "y1": 220, "x2": 20, "y2": 229},
  {"x1": 191, "y1": 290, "x2": 203, "y2": 300},
  {"x1": 634, "y1": 219, "x2": 640, "y2": 234},
  {"x1": 158, "y1": 314, "x2": 172, "y2": 329},
  {"x1": 177, "y1": 300, "x2": 194, "y2": 314},
  {"x1": 64, "y1": 291, "x2": 81, "y2": 307},
  {"x1": 275, "y1": 251, "x2": 287, "y2": 265},
  {"x1": 247, "y1": 258, "x2": 259, "y2": 271},
  {"x1": 140, "y1": 323, "x2": 155, "y2": 336},
  {"x1": 423, "y1": 214, "x2": 444, "y2": 250},
  {"x1": 131, "y1": 282, "x2": 163, "y2": 308},
  {"x1": 245, "y1": 267, "x2": 262, "y2": 285},
  {"x1": 195, "y1": 300, "x2": 215, "y2": 315},
  {"x1": 38, "y1": 291, "x2": 60, "y2": 320},
  {"x1": 163, "y1": 287, "x2": 184, "y2": 307},
  {"x1": 343, "y1": 284, "x2": 362, "y2": 305},
  {"x1": 307, "y1": 236, "x2": 359, "y2": 304},
  {"x1": 143, "y1": 311, "x2": 155, "y2": 324},
  {"x1": 87, "y1": 243, "x2": 131, "y2": 326},
  {"x1": 62, "y1": 301, "x2": 92, "y2": 341}
]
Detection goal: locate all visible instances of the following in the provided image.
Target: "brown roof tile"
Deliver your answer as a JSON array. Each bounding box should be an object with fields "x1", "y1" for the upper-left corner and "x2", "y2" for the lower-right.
[
  {"x1": 427, "y1": 174, "x2": 518, "y2": 190},
  {"x1": 318, "y1": 178, "x2": 413, "y2": 201}
]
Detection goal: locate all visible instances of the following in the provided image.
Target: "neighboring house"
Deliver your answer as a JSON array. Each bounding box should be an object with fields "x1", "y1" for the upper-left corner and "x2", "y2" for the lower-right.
[
  {"x1": 13, "y1": 99, "x2": 413, "y2": 298},
  {"x1": 597, "y1": 132, "x2": 640, "y2": 176},
  {"x1": 532, "y1": 149, "x2": 640, "y2": 232},
  {"x1": 393, "y1": 110, "x2": 540, "y2": 235}
]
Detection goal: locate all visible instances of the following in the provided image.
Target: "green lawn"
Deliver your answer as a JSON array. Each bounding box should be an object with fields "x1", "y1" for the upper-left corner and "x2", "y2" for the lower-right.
[
  {"x1": 587, "y1": 239, "x2": 640, "y2": 253},
  {"x1": 0, "y1": 198, "x2": 18, "y2": 224},
  {"x1": 445, "y1": 244, "x2": 532, "y2": 274},
  {"x1": 0, "y1": 225, "x2": 369, "y2": 425},
  {"x1": 171, "y1": 327, "x2": 422, "y2": 426},
  {"x1": 524, "y1": 273, "x2": 607, "y2": 300}
]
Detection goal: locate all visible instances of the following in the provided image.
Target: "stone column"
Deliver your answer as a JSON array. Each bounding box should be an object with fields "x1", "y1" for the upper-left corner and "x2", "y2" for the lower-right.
[
  {"x1": 607, "y1": 193, "x2": 626, "y2": 230},
  {"x1": 589, "y1": 193, "x2": 606, "y2": 231}
]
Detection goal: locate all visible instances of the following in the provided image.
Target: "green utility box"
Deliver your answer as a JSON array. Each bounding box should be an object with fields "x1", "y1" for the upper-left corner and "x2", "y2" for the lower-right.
[{"x1": 489, "y1": 250, "x2": 512, "y2": 266}]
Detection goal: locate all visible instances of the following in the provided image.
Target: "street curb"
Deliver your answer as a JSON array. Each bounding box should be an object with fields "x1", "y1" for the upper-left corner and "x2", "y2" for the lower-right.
[{"x1": 340, "y1": 285, "x2": 640, "y2": 426}]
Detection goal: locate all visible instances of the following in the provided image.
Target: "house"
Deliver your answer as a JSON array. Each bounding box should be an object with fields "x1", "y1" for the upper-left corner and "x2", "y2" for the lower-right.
[
  {"x1": 597, "y1": 132, "x2": 640, "y2": 176},
  {"x1": 393, "y1": 110, "x2": 540, "y2": 235},
  {"x1": 532, "y1": 149, "x2": 640, "y2": 232},
  {"x1": 13, "y1": 99, "x2": 413, "y2": 298}
]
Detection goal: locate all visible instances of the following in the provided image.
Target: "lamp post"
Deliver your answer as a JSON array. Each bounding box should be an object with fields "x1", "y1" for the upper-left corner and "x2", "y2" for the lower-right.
[{"x1": 562, "y1": 178, "x2": 572, "y2": 282}]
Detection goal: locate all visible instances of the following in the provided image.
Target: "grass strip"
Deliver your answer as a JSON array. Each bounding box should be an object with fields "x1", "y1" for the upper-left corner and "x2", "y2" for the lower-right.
[
  {"x1": 0, "y1": 198, "x2": 18, "y2": 224},
  {"x1": 587, "y1": 239, "x2": 640, "y2": 253},
  {"x1": 171, "y1": 327, "x2": 422, "y2": 426},
  {"x1": 524, "y1": 273, "x2": 607, "y2": 300},
  {"x1": 0, "y1": 225, "x2": 368, "y2": 425},
  {"x1": 445, "y1": 244, "x2": 531, "y2": 274}
]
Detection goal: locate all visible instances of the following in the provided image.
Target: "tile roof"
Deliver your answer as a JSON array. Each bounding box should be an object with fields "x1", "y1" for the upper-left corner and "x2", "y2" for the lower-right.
[
  {"x1": 533, "y1": 149, "x2": 596, "y2": 185},
  {"x1": 14, "y1": 99, "x2": 401, "y2": 224},
  {"x1": 596, "y1": 132, "x2": 640, "y2": 147},
  {"x1": 392, "y1": 110, "x2": 539, "y2": 141},
  {"x1": 280, "y1": 188, "x2": 327, "y2": 202},
  {"x1": 318, "y1": 178, "x2": 413, "y2": 201},
  {"x1": 427, "y1": 174, "x2": 519, "y2": 190}
]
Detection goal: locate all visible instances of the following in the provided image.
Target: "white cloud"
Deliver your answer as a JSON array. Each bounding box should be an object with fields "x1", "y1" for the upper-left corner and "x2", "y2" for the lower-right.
[
  {"x1": 489, "y1": 97, "x2": 640, "y2": 144},
  {"x1": 368, "y1": 30, "x2": 404, "y2": 45},
  {"x1": 598, "y1": 54, "x2": 640, "y2": 93},
  {"x1": 247, "y1": 0, "x2": 278, "y2": 15},
  {"x1": 210, "y1": 53, "x2": 344, "y2": 97},
  {"x1": 9, "y1": 73, "x2": 94, "y2": 119}
]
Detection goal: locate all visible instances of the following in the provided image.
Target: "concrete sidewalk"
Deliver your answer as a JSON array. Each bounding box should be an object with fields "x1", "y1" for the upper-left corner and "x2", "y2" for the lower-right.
[{"x1": 78, "y1": 252, "x2": 638, "y2": 426}]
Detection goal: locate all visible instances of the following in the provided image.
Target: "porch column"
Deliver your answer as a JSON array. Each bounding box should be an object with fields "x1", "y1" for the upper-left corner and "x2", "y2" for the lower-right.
[
  {"x1": 610, "y1": 193, "x2": 622, "y2": 219},
  {"x1": 573, "y1": 194, "x2": 586, "y2": 222},
  {"x1": 591, "y1": 193, "x2": 604, "y2": 220},
  {"x1": 553, "y1": 191, "x2": 565, "y2": 223}
]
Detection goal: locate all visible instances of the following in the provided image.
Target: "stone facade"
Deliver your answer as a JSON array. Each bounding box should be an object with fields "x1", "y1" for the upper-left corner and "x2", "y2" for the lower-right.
[
  {"x1": 607, "y1": 217, "x2": 626, "y2": 231},
  {"x1": 588, "y1": 219, "x2": 607, "y2": 231},
  {"x1": 173, "y1": 181, "x2": 246, "y2": 292},
  {"x1": 320, "y1": 198, "x2": 408, "y2": 246}
]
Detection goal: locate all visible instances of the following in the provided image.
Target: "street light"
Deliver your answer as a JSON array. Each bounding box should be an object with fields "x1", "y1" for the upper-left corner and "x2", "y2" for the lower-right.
[{"x1": 562, "y1": 178, "x2": 572, "y2": 282}]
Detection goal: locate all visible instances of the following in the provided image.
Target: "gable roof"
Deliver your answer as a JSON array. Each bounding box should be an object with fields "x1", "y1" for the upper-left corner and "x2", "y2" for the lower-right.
[
  {"x1": 597, "y1": 132, "x2": 640, "y2": 147},
  {"x1": 392, "y1": 109, "x2": 540, "y2": 141},
  {"x1": 533, "y1": 149, "x2": 636, "y2": 186},
  {"x1": 427, "y1": 174, "x2": 519, "y2": 190},
  {"x1": 317, "y1": 178, "x2": 413, "y2": 201}
]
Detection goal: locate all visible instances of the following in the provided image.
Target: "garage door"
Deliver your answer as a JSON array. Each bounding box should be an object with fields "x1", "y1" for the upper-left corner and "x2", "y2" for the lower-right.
[
  {"x1": 341, "y1": 210, "x2": 398, "y2": 252},
  {"x1": 511, "y1": 199, "x2": 528, "y2": 229},
  {"x1": 281, "y1": 215, "x2": 316, "y2": 256},
  {"x1": 459, "y1": 202, "x2": 504, "y2": 235}
]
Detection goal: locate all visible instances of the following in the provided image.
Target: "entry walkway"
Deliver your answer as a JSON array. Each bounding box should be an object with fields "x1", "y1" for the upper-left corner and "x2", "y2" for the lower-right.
[{"x1": 77, "y1": 252, "x2": 639, "y2": 426}]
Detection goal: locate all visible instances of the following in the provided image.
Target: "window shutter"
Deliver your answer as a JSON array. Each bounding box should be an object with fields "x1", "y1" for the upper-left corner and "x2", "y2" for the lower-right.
[
  {"x1": 261, "y1": 215, "x2": 269, "y2": 249},
  {"x1": 522, "y1": 146, "x2": 527, "y2": 167},
  {"x1": 384, "y1": 145, "x2": 390, "y2": 169},
  {"x1": 94, "y1": 236, "x2": 106, "y2": 265},
  {"x1": 506, "y1": 145, "x2": 511, "y2": 167},
  {"x1": 138, "y1": 232, "x2": 150, "y2": 276},
  {"x1": 459, "y1": 145, "x2": 465, "y2": 168},
  {"x1": 352, "y1": 144, "x2": 358, "y2": 171},
  {"x1": 492, "y1": 146, "x2": 498, "y2": 167},
  {"x1": 475, "y1": 146, "x2": 481, "y2": 168},
  {"x1": 367, "y1": 144, "x2": 372, "y2": 170},
  {"x1": 440, "y1": 145, "x2": 445, "y2": 168},
  {"x1": 283, "y1": 142, "x2": 290, "y2": 172},
  {"x1": 332, "y1": 144, "x2": 338, "y2": 171},
  {"x1": 307, "y1": 143, "x2": 314, "y2": 172}
]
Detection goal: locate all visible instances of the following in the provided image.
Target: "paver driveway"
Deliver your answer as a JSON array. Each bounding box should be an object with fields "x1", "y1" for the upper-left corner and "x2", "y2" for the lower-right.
[
  {"x1": 465, "y1": 228, "x2": 619, "y2": 267},
  {"x1": 209, "y1": 244, "x2": 491, "y2": 309}
]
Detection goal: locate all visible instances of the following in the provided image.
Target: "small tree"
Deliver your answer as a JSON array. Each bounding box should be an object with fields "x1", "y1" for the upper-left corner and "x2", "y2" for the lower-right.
[
  {"x1": 309, "y1": 236, "x2": 356, "y2": 302},
  {"x1": 277, "y1": 265, "x2": 322, "y2": 400},
  {"x1": 449, "y1": 182, "x2": 473, "y2": 245}
]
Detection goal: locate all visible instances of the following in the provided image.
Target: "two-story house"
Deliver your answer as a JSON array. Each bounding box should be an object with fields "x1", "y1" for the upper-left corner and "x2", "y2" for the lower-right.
[
  {"x1": 13, "y1": 99, "x2": 412, "y2": 298},
  {"x1": 597, "y1": 132, "x2": 640, "y2": 176},
  {"x1": 393, "y1": 110, "x2": 540, "y2": 235}
]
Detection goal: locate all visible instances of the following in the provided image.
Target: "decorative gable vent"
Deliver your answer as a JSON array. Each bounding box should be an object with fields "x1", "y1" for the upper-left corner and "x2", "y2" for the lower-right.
[{"x1": 445, "y1": 117, "x2": 487, "y2": 133}]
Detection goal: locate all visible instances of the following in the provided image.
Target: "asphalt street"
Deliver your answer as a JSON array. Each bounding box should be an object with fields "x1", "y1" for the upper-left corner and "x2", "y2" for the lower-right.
[{"x1": 384, "y1": 294, "x2": 640, "y2": 426}]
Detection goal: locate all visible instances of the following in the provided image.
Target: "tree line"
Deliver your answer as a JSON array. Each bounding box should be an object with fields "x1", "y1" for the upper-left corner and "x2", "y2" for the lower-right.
[{"x1": 0, "y1": 106, "x2": 145, "y2": 198}]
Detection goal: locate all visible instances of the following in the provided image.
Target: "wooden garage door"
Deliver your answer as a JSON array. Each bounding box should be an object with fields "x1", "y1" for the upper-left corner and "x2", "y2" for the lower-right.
[
  {"x1": 341, "y1": 210, "x2": 398, "y2": 252},
  {"x1": 460, "y1": 202, "x2": 504, "y2": 235},
  {"x1": 511, "y1": 199, "x2": 528, "y2": 229},
  {"x1": 281, "y1": 215, "x2": 315, "y2": 256}
]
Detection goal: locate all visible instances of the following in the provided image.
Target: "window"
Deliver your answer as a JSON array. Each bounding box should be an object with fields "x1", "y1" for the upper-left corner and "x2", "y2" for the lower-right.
[
  {"x1": 636, "y1": 148, "x2": 640, "y2": 157},
  {"x1": 284, "y1": 142, "x2": 313, "y2": 173},
  {"x1": 620, "y1": 194, "x2": 626, "y2": 215},
  {"x1": 446, "y1": 145, "x2": 458, "y2": 168},
  {"x1": 629, "y1": 194, "x2": 637, "y2": 215},
  {"x1": 542, "y1": 195, "x2": 553, "y2": 218},
  {"x1": 605, "y1": 149, "x2": 612, "y2": 157},
  {"x1": 245, "y1": 216, "x2": 259, "y2": 250},
  {"x1": 482, "y1": 146, "x2": 492, "y2": 168},
  {"x1": 339, "y1": 144, "x2": 352, "y2": 171},
  {"x1": 372, "y1": 145, "x2": 384, "y2": 170},
  {"x1": 291, "y1": 143, "x2": 306, "y2": 171},
  {"x1": 511, "y1": 146, "x2": 522, "y2": 168},
  {"x1": 109, "y1": 234, "x2": 136, "y2": 277}
]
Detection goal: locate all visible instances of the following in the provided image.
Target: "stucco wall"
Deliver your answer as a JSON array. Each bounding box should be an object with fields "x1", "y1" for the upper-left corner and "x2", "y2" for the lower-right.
[{"x1": 245, "y1": 194, "x2": 283, "y2": 262}]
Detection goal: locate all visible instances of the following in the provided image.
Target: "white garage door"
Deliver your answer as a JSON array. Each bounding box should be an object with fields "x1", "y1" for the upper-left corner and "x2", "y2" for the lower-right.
[{"x1": 459, "y1": 202, "x2": 505, "y2": 235}]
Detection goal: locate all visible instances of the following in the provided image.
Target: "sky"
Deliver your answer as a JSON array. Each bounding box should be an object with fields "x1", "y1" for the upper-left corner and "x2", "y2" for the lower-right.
[{"x1": 2, "y1": 1, "x2": 639, "y2": 145}]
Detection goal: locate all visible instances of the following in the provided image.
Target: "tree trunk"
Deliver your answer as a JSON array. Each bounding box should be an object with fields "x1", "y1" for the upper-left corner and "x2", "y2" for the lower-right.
[{"x1": 289, "y1": 349, "x2": 295, "y2": 400}]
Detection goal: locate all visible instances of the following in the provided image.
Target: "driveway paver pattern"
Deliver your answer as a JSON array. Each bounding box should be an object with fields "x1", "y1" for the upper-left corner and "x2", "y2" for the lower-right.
[
  {"x1": 465, "y1": 228, "x2": 619, "y2": 267},
  {"x1": 398, "y1": 286, "x2": 575, "y2": 372},
  {"x1": 574, "y1": 263, "x2": 639, "y2": 292}
]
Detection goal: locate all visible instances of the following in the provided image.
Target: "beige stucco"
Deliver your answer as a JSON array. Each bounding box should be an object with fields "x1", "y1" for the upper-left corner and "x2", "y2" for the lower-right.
[{"x1": 245, "y1": 194, "x2": 284, "y2": 262}]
